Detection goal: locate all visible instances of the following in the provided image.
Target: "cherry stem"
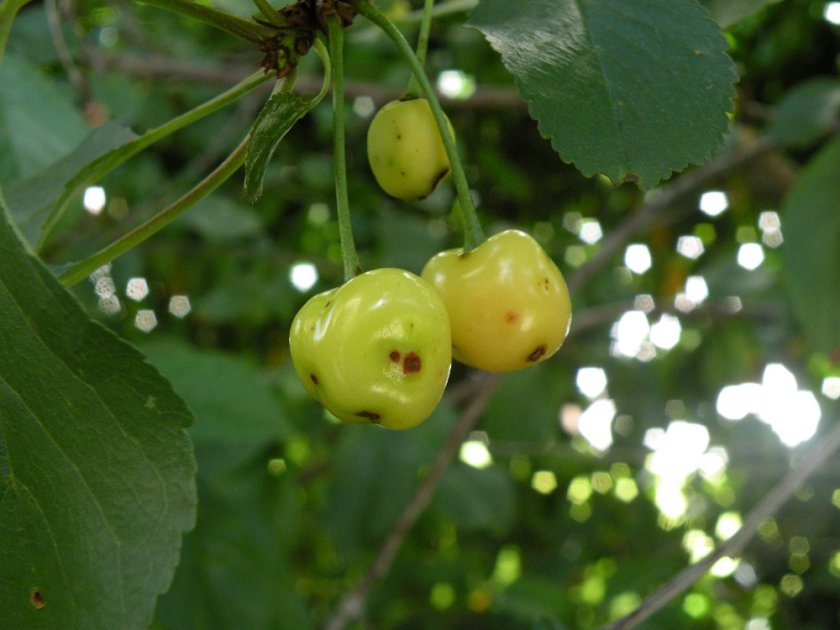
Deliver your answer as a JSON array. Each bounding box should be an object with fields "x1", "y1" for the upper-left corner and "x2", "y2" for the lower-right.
[
  {"x1": 357, "y1": 0, "x2": 484, "y2": 251},
  {"x1": 405, "y1": 0, "x2": 435, "y2": 98},
  {"x1": 327, "y1": 16, "x2": 361, "y2": 281}
]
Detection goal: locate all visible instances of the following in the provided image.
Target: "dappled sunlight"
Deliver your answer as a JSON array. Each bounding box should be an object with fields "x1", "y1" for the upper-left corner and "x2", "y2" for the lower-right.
[
  {"x1": 716, "y1": 363, "x2": 822, "y2": 447},
  {"x1": 825, "y1": 1, "x2": 840, "y2": 24},
  {"x1": 290, "y1": 262, "x2": 319, "y2": 292},
  {"x1": 676, "y1": 235, "x2": 705, "y2": 259},
  {"x1": 134, "y1": 309, "x2": 157, "y2": 333},
  {"x1": 168, "y1": 295, "x2": 191, "y2": 318},
  {"x1": 576, "y1": 366, "x2": 608, "y2": 400},
  {"x1": 624, "y1": 243, "x2": 652, "y2": 274},
  {"x1": 699, "y1": 190, "x2": 728, "y2": 217},
  {"x1": 460, "y1": 440, "x2": 493, "y2": 469},
  {"x1": 126, "y1": 277, "x2": 149, "y2": 301},
  {"x1": 737, "y1": 243, "x2": 764, "y2": 270},
  {"x1": 579, "y1": 219, "x2": 603, "y2": 245},
  {"x1": 578, "y1": 399, "x2": 616, "y2": 451},
  {"x1": 437, "y1": 70, "x2": 476, "y2": 99},
  {"x1": 83, "y1": 186, "x2": 107, "y2": 215}
]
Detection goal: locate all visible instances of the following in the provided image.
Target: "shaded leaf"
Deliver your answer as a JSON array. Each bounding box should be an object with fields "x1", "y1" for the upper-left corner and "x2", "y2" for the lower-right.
[
  {"x1": 435, "y1": 464, "x2": 515, "y2": 534},
  {"x1": 482, "y1": 366, "x2": 567, "y2": 442},
  {"x1": 467, "y1": 0, "x2": 736, "y2": 189},
  {"x1": 701, "y1": 0, "x2": 781, "y2": 28},
  {"x1": 244, "y1": 91, "x2": 316, "y2": 203},
  {"x1": 0, "y1": 194, "x2": 196, "y2": 628},
  {"x1": 4, "y1": 121, "x2": 137, "y2": 244},
  {"x1": 0, "y1": 54, "x2": 87, "y2": 181},
  {"x1": 141, "y1": 339, "x2": 291, "y2": 443},
  {"x1": 177, "y1": 196, "x2": 264, "y2": 242},
  {"x1": 155, "y1": 443, "x2": 311, "y2": 630},
  {"x1": 782, "y1": 135, "x2": 840, "y2": 355},
  {"x1": 323, "y1": 403, "x2": 455, "y2": 559},
  {"x1": 767, "y1": 78, "x2": 840, "y2": 148}
]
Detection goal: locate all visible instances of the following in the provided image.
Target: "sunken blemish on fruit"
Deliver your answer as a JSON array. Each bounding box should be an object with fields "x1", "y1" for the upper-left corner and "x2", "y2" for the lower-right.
[
  {"x1": 527, "y1": 344, "x2": 547, "y2": 362},
  {"x1": 357, "y1": 411, "x2": 381, "y2": 423},
  {"x1": 432, "y1": 167, "x2": 451, "y2": 189},
  {"x1": 504, "y1": 310, "x2": 519, "y2": 324},
  {"x1": 403, "y1": 352, "x2": 422, "y2": 374},
  {"x1": 310, "y1": 374, "x2": 319, "y2": 385},
  {"x1": 389, "y1": 350, "x2": 401, "y2": 362}
]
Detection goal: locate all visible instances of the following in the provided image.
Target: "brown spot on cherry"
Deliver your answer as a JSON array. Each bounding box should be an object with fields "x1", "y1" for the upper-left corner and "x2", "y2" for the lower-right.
[
  {"x1": 432, "y1": 167, "x2": 451, "y2": 189},
  {"x1": 30, "y1": 588, "x2": 45, "y2": 609},
  {"x1": 389, "y1": 350, "x2": 401, "y2": 362},
  {"x1": 356, "y1": 411, "x2": 381, "y2": 423},
  {"x1": 403, "y1": 352, "x2": 421, "y2": 374},
  {"x1": 527, "y1": 345, "x2": 547, "y2": 362}
]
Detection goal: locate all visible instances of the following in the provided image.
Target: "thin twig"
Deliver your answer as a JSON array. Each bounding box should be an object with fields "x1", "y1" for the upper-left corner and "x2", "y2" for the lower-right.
[
  {"x1": 99, "y1": 53, "x2": 526, "y2": 108},
  {"x1": 323, "y1": 373, "x2": 503, "y2": 630},
  {"x1": 45, "y1": 0, "x2": 90, "y2": 102},
  {"x1": 602, "y1": 417, "x2": 840, "y2": 630}
]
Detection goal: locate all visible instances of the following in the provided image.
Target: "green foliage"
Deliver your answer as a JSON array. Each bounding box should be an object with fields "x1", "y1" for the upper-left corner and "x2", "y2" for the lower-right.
[
  {"x1": 0, "y1": 195, "x2": 196, "y2": 628},
  {"x1": 782, "y1": 135, "x2": 840, "y2": 355},
  {"x1": 467, "y1": 0, "x2": 737, "y2": 188},
  {"x1": 1, "y1": 1, "x2": 840, "y2": 629},
  {"x1": 0, "y1": 54, "x2": 86, "y2": 180}
]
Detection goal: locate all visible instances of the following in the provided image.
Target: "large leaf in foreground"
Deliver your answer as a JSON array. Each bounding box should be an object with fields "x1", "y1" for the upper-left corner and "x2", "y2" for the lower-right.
[
  {"x1": 467, "y1": 0, "x2": 736, "y2": 189},
  {"x1": 782, "y1": 136, "x2": 840, "y2": 355},
  {"x1": 0, "y1": 195, "x2": 196, "y2": 628}
]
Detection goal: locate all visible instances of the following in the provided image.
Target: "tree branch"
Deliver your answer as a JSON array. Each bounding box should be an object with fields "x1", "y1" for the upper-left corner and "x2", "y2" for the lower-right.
[{"x1": 602, "y1": 416, "x2": 840, "y2": 630}]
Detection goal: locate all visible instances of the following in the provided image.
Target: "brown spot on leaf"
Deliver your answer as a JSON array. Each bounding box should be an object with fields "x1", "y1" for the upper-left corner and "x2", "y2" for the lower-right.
[
  {"x1": 357, "y1": 411, "x2": 381, "y2": 423},
  {"x1": 310, "y1": 374, "x2": 319, "y2": 385},
  {"x1": 30, "y1": 588, "x2": 45, "y2": 609},
  {"x1": 403, "y1": 352, "x2": 421, "y2": 374},
  {"x1": 389, "y1": 350, "x2": 401, "y2": 362},
  {"x1": 527, "y1": 345, "x2": 547, "y2": 362}
]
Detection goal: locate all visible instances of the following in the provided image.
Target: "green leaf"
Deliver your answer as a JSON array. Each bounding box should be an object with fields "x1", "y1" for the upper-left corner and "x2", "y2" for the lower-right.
[
  {"x1": 467, "y1": 0, "x2": 736, "y2": 189},
  {"x1": 4, "y1": 121, "x2": 137, "y2": 244},
  {"x1": 323, "y1": 403, "x2": 455, "y2": 559},
  {"x1": 155, "y1": 444, "x2": 312, "y2": 630},
  {"x1": 0, "y1": 194, "x2": 197, "y2": 628},
  {"x1": 141, "y1": 339, "x2": 291, "y2": 443},
  {"x1": 0, "y1": 54, "x2": 87, "y2": 181},
  {"x1": 435, "y1": 464, "x2": 515, "y2": 534},
  {"x1": 766, "y1": 78, "x2": 840, "y2": 148},
  {"x1": 701, "y1": 0, "x2": 781, "y2": 28},
  {"x1": 177, "y1": 196, "x2": 264, "y2": 242},
  {"x1": 244, "y1": 91, "x2": 316, "y2": 203},
  {"x1": 482, "y1": 366, "x2": 567, "y2": 442},
  {"x1": 782, "y1": 135, "x2": 840, "y2": 355}
]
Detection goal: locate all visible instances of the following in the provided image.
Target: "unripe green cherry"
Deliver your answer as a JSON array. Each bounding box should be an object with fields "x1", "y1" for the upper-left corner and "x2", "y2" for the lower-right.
[
  {"x1": 366, "y1": 98, "x2": 453, "y2": 201},
  {"x1": 421, "y1": 230, "x2": 572, "y2": 373},
  {"x1": 289, "y1": 268, "x2": 452, "y2": 430}
]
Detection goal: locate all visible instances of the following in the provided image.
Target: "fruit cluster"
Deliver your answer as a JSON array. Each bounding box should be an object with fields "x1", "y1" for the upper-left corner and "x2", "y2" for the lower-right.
[{"x1": 289, "y1": 99, "x2": 572, "y2": 429}]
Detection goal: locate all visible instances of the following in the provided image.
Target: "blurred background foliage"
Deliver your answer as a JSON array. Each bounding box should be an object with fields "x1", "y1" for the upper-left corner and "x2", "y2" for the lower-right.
[{"x1": 4, "y1": 0, "x2": 840, "y2": 628}]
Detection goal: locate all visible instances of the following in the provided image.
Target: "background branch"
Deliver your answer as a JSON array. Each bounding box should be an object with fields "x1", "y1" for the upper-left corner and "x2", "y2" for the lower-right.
[
  {"x1": 323, "y1": 372, "x2": 503, "y2": 630},
  {"x1": 602, "y1": 416, "x2": 840, "y2": 629}
]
